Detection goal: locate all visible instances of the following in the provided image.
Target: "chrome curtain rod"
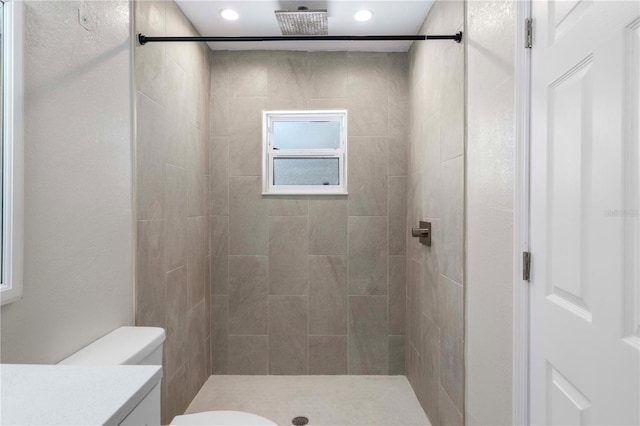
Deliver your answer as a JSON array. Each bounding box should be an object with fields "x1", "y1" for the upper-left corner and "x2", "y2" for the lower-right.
[{"x1": 137, "y1": 31, "x2": 463, "y2": 45}]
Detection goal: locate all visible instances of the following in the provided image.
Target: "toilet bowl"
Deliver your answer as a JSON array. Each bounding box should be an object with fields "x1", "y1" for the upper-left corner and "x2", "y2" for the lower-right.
[
  {"x1": 171, "y1": 410, "x2": 277, "y2": 425},
  {"x1": 60, "y1": 326, "x2": 276, "y2": 426}
]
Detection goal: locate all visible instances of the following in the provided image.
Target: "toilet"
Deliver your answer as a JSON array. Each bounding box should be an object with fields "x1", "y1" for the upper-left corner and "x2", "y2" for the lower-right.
[{"x1": 59, "y1": 326, "x2": 276, "y2": 426}]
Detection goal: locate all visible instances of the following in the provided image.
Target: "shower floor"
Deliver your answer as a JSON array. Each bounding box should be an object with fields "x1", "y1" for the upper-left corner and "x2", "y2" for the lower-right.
[{"x1": 185, "y1": 375, "x2": 430, "y2": 425}]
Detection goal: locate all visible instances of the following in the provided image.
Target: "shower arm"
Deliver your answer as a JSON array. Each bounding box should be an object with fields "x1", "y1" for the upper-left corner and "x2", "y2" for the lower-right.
[{"x1": 137, "y1": 31, "x2": 463, "y2": 45}]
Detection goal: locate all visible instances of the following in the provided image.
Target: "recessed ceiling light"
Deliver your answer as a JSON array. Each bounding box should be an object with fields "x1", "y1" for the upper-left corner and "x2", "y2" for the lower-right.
[
  {"x1": 354, "y1": 9, "x2": 373, "y2": 22},
  {"x1": 219, "y1": 8, "x2": 239, "y2": 21}
]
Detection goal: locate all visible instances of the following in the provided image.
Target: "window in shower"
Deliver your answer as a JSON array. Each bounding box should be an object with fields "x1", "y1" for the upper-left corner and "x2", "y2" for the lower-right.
[
  {"x1": 0, "y1": 0, "x2": 24, "y2": 306},
  {"x1": 262, "y1": 110, "x2": 347, "y2": 195}
]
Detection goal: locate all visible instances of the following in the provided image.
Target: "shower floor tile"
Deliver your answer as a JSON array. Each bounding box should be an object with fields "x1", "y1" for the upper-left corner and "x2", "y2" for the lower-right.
[{"x1": 185, "y1": 375, "x2": 430, "y2": 425}]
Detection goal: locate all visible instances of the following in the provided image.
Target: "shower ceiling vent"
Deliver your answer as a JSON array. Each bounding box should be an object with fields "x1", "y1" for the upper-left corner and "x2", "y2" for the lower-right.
[{"x1": 275, "y1": 7, "x2": 328, "y2": 36}]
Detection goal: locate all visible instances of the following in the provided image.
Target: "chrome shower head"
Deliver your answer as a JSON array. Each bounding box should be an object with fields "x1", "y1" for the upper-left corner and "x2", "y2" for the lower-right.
[{"x1": 275, "y1": 7, "x2": 328, "y2": 36}]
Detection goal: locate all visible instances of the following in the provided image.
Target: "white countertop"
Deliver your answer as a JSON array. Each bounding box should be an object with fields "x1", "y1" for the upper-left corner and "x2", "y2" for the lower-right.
[{"x1": 0, "y1": 364, "x2": 162, "y2": 425}]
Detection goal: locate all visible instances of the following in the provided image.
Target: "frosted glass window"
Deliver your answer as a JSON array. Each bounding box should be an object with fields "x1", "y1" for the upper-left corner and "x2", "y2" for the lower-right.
[
  {"x1": 272, "y1": 121, "x2": 341, "y2": 150},
  {"x1": 273, "y1": 158, "x2": 339, "y2": 186},
  {"x1": 263, "y1": 110, "x2": 347, "y2": 195}
]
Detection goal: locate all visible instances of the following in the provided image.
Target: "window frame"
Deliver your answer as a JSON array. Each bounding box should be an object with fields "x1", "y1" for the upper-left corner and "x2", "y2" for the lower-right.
[
  {"x1": 262, "y1": 110, "x2": 348, "y2": 195},
  {"x1": 1, "y1": 0, "x2": 24, "y2": 306}
]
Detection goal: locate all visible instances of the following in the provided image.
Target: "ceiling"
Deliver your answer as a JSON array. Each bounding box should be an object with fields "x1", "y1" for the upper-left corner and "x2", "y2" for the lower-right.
[{"x1": 174, "y1": 1, "x2": 434, "y2": 51}]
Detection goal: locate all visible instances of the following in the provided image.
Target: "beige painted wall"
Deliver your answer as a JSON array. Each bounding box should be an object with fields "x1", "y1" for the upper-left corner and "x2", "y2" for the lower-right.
[
  {"x1": 134, "y1": 1, "x2": 212, "y2": 423},
  {"x1": 465, "y1": 1, "x2": 516, "y2": 424},
  {"x1": 0, "y1": 1, "x2": 134, "y2": 364},
  {"x1": 209, "y1": 50, "x2": 409, "y2": 376},
  {"x1": 406, "y1": 2, "x2": 465, "y2": 425}
]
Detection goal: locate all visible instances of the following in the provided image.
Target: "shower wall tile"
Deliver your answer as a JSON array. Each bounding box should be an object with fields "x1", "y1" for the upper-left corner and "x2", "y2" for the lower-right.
[
  {"x1": 268, "y1": 296, "x2": 308, "y2": 374},
  {"x1": 347, "y1": 55, "x2": 389, "y2": 136},
  {"x1": 210, "y1": 295, "x2": 228, "y2": 374},
  {"x1": 135, "y1": 3, "x2": 211, "y2": 423},
  {"x1": 137, "y1": 93, "x2": 167, "y2": 221},
  {"x1": 210, "y1": 52, "x2": 230, "y2": 137},
  {"x1": 227, "y1": 335, "x2": 268, "y2": 375},
  {"x1": 210, "y1": 215, "x2": 229, "y2": 295},
  {"x1": 187, "y1": 301, "x2": 207, "y2": 399},
  {"x1": 388, "y1": 177, "x2": 408, "y2": 255},
  {"x1": 308, "y1": 197, "x2": 347, "y2": 255},
  {"x1": 209, "y1": 51, "x2": 408, "y2": 377},
  {"x1": 165, "y1": 165, "x2": 187, "y2": 271},
  {"x1": 166, "y1": 266, "x2": 188, "y2": 379},
  {"x1": 389, "y1": 96, "x2": 410, "y2": 138},
  {"x1": 439, "y1": 385, "x2": 464, "y2": 426},
  {"x1": 407, "y1": 1, "x2": 464, "y2": 423},
  {"x1": 268, "y1": 51, "x2": 309, "y2": 106},
  {"x1": 388, "y1": 136, "x2": 408, "y2": 177},
  {"x1": 388, "y1": 256, "x2": 407, "y2": 335},
  {"x1": 348, "y1": 296, "x2": 389, "y2": 374},
  {"x1": 229, "y1": 177, "x2": 268, "y2": 255},
  {"x1": 309, "y1": 255, "x2": 347, "y2": 335},
  {"x1": 309, "y1": 52, "x2": 348, "y2": 98},
  {"x1": 210, "y1": 136, "x2": 229, "y2": 215},
  {"x1": 187, "y1": 216, "x2": 207, "y2": 307},
  {"x1": 268, "y1": 216, "x2": 309, "y2": 295},
  {"x1": 228, "y1": 256, "x2": 268, "y2": 335},
  {"x1": 439, "y1": 156, "x2": 464, "y2": 284},
  {"x1": 308, "y1": 335, "x2": 348, "y2": 375},
  {"x1": 348, "y1": 216, "x2": 388, "y2": 295},
  {"x1": 229, "y1": 51, "x2": 269, "y2": 98},
  {"x1": 137, "y1": 220, "x2": 166, "y2": 328},
  {"x1": 229, "y1": 97, "x2": 269, "y2": 177},
  {"x1": 167, "y1": 363, "x2": 189, "y2": 422},
  {"x1": 348, "y1": 136, "x2": 388, "y2": 216},
  {"x1": 389, "y1": 335, "x2": 406, "y2": 375},
  {"x1": 421, "y1": 313, "x2": 441, "y2": 424},
  {"x1": 268, "y1": 197, "x2": 309, "y2": 217}
]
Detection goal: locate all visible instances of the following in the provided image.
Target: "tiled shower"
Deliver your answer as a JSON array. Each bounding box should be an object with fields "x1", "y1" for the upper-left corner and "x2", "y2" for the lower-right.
[{"x1": 134, "y1": 0, "x2": 464, "y2": 424}]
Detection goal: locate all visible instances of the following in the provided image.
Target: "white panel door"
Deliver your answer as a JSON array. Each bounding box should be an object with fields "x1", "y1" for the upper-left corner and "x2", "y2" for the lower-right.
[{"x1": 530, "y1": 1, "x2": 640, "y2": 425}]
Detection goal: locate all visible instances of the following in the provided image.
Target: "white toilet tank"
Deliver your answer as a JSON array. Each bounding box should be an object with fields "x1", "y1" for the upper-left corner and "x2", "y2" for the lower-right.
[
  {"x1": 58, "y1": 326, "x2": 165, "y2": 366},
  {"x1": 58, "y1": 326, "x2": 166, "y2": 425}
]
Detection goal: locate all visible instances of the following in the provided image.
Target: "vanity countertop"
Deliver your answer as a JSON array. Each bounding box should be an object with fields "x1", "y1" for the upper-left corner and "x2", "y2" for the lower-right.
[{"x1": 0, "y1": 363, "x2": 162, "y2": 425}]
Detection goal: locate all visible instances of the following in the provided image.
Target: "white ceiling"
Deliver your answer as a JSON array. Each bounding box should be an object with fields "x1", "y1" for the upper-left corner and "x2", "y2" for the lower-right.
[{"x1": 174, "y1": 1, "x2": 434, "y2": 51}]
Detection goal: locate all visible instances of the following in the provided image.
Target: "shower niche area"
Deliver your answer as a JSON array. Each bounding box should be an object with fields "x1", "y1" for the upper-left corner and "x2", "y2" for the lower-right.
[{"x1": 133, "y1": 1, "x2": 464, "y2": 425}]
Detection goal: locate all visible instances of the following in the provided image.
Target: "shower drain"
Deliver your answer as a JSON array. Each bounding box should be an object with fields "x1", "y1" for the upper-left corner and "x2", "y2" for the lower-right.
[{"x1": 292, "y1": 416, "x2": 309, "y2": 426}]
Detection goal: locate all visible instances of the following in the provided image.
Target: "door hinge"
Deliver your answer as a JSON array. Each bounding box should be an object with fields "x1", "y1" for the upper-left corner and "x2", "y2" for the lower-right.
[
  {"x1": 523, "y1": 251, "x2": 531, "y2": 281},
  {"x1": 525, "y1": 18, "x2": 533, "y2": 48}
]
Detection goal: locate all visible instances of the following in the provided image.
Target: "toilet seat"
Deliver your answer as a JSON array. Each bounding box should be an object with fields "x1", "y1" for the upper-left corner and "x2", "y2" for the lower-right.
[{"x1": 170, "y1": 410, "x2": 277, "y2": 425}]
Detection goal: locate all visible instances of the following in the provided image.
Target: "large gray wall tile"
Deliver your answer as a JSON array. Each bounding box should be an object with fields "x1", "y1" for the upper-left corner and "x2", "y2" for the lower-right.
[
  {"x1": 348, "y1": 296, "x2": 388, "y2": 374},
  {"x1": 227, "y1": 335, "x2": 268, "y2": 375},
  {"x1": 309, "y1": 52, "x2": 348, "y2": 98},
  {"x1": 229, "y1": 177, "x2": 268, "y2": 255},
  {"x1": 309, "y1": 197, "x2": 348, "y2": 255},
  {"x1": 268, "y1": 296, "x2": 308, "y2": 374},
  {"x1": 389, "y1": 256, "x2": 407, "y2": 335},
  {"x1": 389, "y1": 335, "x2": 406, "y2": 375},
  {"x1": 308, "y1": 335, "x2": 348, "y2": 375},
  {"x1": 166, "y1": 266, "x2": 187, "y2": 379},
  {"x1": 228, "y1": 256, "x2": 268, "y2": 335},
  {"x1": 210, "y1": 295, "x2": 228, "y2": 374},
  {"x1": 209, "y1": 50, "x2": 410, "y2": 379},
  {"x1": 210, "y1": 216, "x2": 229, "y2": 295},
  {"x1": 388, "y1": 177, "x2": 408, "y2": 255},
  {"x1": 186, "y1": 216, "x2": 207, "y2": 307},
  {"x1": 349, "y1": 216, "x2": 388, "y2": 295},
  {"x1": 309, "y1": 256, "x2": 347, "y2": 335},
  {"x1": 348, "y1": 137, "x2": 388, "y2": 216},
  {"x1": 137, "y1": 220, "x2": 166, "y2": 327},
  {"x1": 268, "y1": 216, "x2": 309, "y2": 295}
]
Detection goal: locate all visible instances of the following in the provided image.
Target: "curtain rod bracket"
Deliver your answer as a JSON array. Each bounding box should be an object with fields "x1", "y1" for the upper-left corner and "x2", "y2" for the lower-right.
[{"x1": 137, "y1": 31, "x2": 463, "y2": 45}]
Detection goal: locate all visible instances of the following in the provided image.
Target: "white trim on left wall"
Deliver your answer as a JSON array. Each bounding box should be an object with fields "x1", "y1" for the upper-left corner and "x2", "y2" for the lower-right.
[{"x1": 513, "y1": 0, "x2": 532, "y2": 424}]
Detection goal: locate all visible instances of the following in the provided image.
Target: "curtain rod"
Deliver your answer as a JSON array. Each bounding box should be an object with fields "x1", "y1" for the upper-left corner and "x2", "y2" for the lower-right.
[{"x1": 137, "y1": 32, "x2": 463, "y2": 45}]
